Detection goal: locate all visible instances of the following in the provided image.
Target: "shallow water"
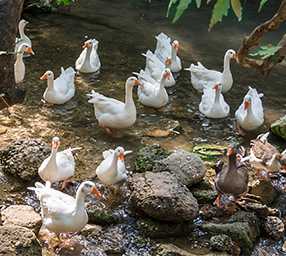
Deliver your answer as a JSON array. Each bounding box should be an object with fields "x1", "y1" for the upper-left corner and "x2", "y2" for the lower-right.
[{"x1": 0, "y1": 0, "x2": 286, "y2": 254}]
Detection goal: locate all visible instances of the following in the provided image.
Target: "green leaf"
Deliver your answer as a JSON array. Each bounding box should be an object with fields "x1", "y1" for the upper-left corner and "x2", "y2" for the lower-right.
[
  {"x1": 249, "y1": 45, "x2": 282, "y2": 59},
  {"x1": 258, "y1": 0, "x2": 269, "y2": 12},
  {"x1": 167, "y1": 0, "x2": 179, "y2": 18},
  {"x1": 169, "y1": 0, "x2": 192, "y2": 23},
  {"x1": 209, "y1": 0, "x2": 230, "y2": 30},
  {"x1": 195, "y1": 0, "x2": 201, "y2": 8},
  {"x1": 231, "y1": 0, "x2": 242, "y2": 21}
]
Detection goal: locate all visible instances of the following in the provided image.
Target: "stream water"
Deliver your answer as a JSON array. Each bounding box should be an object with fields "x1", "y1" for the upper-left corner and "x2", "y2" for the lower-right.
[{"x1": 0, "y1": 0, "x2": 286, "y2": 255}]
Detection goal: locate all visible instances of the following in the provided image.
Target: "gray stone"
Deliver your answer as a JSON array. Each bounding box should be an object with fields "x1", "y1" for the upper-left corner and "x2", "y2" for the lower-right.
[
  {"x1": 129, "y1": 171, "x2": 199, "y2": 222},
  {"x1": 0, "y1": 225, "x2": 41, "y2": 256},
  {"x1": 1, "y1": 205, "x2": 42, "y2": 233},
  {"x1": 154, "y1": 150, "x2": 206, "y2": 186},
  {"x1": 0, "y1": 138, "x2": 50, "y2": 180}
]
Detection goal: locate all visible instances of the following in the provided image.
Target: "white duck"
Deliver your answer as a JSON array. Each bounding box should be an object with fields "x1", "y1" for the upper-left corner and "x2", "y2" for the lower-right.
[
  {"x1": 87, "y1": 77, "x2": 140, "y2": 134},
  {"x1": 135, "y1": 69, "x2": 170, "y2": 108},
  {"x1": 186, "y1": 49, "x2": 236, "y2": 93},
  {"x1": 235, "y1": 87, "x2": 264, "y2": 131},
  {"x1": 154, "y1": 32, "x2": 182, "y2": 73},
  {"x1": 28, "y1": 181, "x2": 101, "y2": 235},
  {"x1": 15, "y1": 19, "x2": 32, "y2": 54},
  {"x1": 199, "y1": 83, "x2": 230, "y2": 118},
  {"x1": 142, "y1": 50, "x2": 175, "y2": 87},
  {"x1": 75, "y1": 38, "x2": 101, "y2": 74},
  {"x1": 38, "y1": 137, "x2": 80, "y2": 189},
  {"x1": 41, "y1": 67, "x2": 75, "y2": 104},
  {"x1": 14, "y1": 43, "x2": 34, "y2": 84},
  {"x1": 96, "y1": 146, "x2": 132, "y2": 186}
]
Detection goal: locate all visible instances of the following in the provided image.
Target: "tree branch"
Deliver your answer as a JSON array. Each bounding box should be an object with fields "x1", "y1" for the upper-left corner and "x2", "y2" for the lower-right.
[{"x1": 237, "y1": 0, "x2": 286, "y2": 74}]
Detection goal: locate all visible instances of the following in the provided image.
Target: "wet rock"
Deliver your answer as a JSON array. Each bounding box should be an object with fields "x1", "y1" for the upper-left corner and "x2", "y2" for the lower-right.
[
  {"x1": 274, "y1": 193, "x2": 286, "y2": 217},
  {"x1": 130, "y1": 171, "x2": 199, "y2": 222},
  {"x1": 86, "y1": 224, "x2": 153, "y2": 255},
  {"x1": 0, "y1": 138, "x2": 50, "y2": 181},
  {"x1": 87, "y1": 204, "x2": 118, "y2": 225},
  {"x1": 137, "y1": 218, "x2": 193, "y2": 238},
  {"x1": 153, "y1": 243, "x2": 192, "y2": 256},
  {"x1": 202, "y1": 212, "x2": 260, "y2": 255},
  {"x1": 210, "y1": 234, "x2": 233, "y2": 252},
  {"x1": 252, "y1": 239, "x2": 284, "y2": 256},
  {"x1": 192, "y1": 189, "x2": 217, "y2": 204},
  {"x1": 144, "y1": 119, "x2": 183, "y2": 138},
  {"x1": 249, "y1": 179, "x2": 277, "y2": 205},
  {"x1": 135, "y1": 144, "x2": 169, "y2": 172},
  {"x1": 1, "y1": 205, "x2": 41, "y2": 233},
  {"x1": 154, "y1": 150, "x2": 206, "y2": 187},
  {"x1": 0, "y1": 225, "x2": 41, "y2": 255},
  {"x1": 80, "y1": 224, "x2": 102, "y2": 237},
  {"x1": 264, "y1": 216, "x2": 285, "y2": 240}
]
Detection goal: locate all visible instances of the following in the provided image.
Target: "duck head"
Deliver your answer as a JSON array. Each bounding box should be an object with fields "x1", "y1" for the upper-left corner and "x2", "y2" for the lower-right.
[
  {"x1": 225, "y1": 49, "x2": 236, "y2": 60},
  {"x1": 126, "y1": 76, "x2": 141, "y2": 88},
  {"x1": 114, "y1": 146, "x2": 125, "y2": 161},
  {"x1": 51, "y1": 136, "x2": 60, "y2": 151},
  {"x1": 79, "y1": 181, "x2": 102, "y2": 199},
  {"x1": 19, "y1": 19, "x2": 29, "y2": 29},
  {"x1": 243, "y1": 95, "x2": 252, "y2": 111},
  {"x1": 164, "y1": 58, "x2": 172, "y2": 68},
  {"x1": 82, "y1": 39, "x2": 93, "y2": 49},
  {"x1": 40, "y1": 70, "x2": 54, "y2": 81},
  {"x1": 162, "y1": 68, "x2": 172, "y2": 81},
  {"x1": 213, "y1": 83, "x2": 222, "y2": 93},
  {"x1": 172, "y1": 40, "x2": 180, "y2": 53},
  {"x1": 18, "y1": 43, "x2": 34, "y2": 55}
]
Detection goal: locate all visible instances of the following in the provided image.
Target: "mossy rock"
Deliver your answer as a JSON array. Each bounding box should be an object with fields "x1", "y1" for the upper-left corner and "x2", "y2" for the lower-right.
[
  {"x1": 87, "y1": 206, "x2": 118, "y2": 225},
  {"x1": 271, "y1": 115, "x2": 286, "y2": 141},
  {"x1": 192, "y1": 144, "x2": 227, "y2": 163},
  {"x1": 135, "y1": 144, "x2": 170, "y2": 172},
  {"x1": 192, "y1": 189, "x2": 218, "y2": 204}
]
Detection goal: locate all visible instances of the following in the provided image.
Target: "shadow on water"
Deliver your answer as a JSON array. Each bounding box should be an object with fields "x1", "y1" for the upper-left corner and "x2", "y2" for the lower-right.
[{"x1": 0, "y1": 0, "x2": 286, "y2": 255}]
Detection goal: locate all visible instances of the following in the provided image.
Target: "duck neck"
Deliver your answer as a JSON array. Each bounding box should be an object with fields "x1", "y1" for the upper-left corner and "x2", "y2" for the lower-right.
[
  {"x1": 75, "y1": 189, "x2": 86, "y2": 210},
  {"x1": 83, "y1": 47, "x2": 92, "y2": 67},
  {"x1": 245, "y1": 105, "x2": 254, "y2": 119},
  {"x1": 171, "y1": 47, "x2": 177, "y2": 61},
  {"x1": 222, "y1": 54, "x2": 232, "y2": 86},
  {"x1": 15, "y1": 52, "x2": 24, "y2": 64},
  {"x1": 159, "y1": 76, "x2": 166, "y2": 91},
  {"x1": 19, "y1": 24, "x2": 26, "y2": 39},
  {"x1": 227, "y1": 154, "x2": 237, "y2": 171},
  {"x1": 125, "y1": 84, "x2": 135, "y2": 109},
  {"x1": 214, "y1": 90, "x2": 220, "y2": 104},
  {"x1": 47, "y1": 77, "x2": 54, "y2": 90}
]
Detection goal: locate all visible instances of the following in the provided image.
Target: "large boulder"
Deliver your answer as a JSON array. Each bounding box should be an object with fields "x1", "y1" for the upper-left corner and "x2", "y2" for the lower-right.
[
  {"x1": 0, "y1": 225, "x2": 41, "y2": 256},
  {"x1": 0, "y1": 138, "x2": 50, "y2": 180},
  {"x1": 154, "y1": 149, "x2": 206, "y2": 187},
  {"x1": 1, "y1": 205, "x2": 42, "y2": 233},
  {"x1": 129, "y1": 171, "x2": 199, "y2": 222}
]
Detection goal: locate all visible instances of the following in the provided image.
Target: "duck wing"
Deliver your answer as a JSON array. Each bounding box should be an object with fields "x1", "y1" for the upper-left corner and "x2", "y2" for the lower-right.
[
  {"x1": 190, "y1": 62, "x2": 222, "y2": 83},
  {"x1": 154, "y1": 32, "x2": 172, "y2": 61},
  {"x1": 248, "y1": 86, "x2": 264, "y2": 120}
]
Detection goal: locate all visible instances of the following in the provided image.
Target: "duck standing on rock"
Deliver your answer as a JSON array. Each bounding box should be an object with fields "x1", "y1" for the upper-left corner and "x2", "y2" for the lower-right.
[
  {"x1": 186, "y1": 49, "x2": 236, "y2": 93},
  {"x1": 75, "y1": 38, "x2": 101, "y2": 74},
  {"x1": 38, "y1": 137, "x2": 81, "y2": 189},
  {"x1": 241, "y1": 132, "x2": 282, "y2": 179},
  {"x1": 214, "y1": 144, "x2": 249, "y2": 208},
  {"x1": 28, "y1": 181, "x2": 101, "y2": 247},
  {"x1": 87, "y1": 77, "x2": 140, "y2": 135}
]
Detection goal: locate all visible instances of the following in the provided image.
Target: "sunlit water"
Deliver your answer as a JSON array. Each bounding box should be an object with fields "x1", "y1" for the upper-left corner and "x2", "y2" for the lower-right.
[{"x1": 0, "y1": 0, "x2": 286, "y2": 254}]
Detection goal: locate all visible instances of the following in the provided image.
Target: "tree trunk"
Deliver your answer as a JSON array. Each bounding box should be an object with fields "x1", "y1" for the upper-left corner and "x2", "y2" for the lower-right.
[{"x1": 0, "y1": 0, "x2": 25, "y2": 106}]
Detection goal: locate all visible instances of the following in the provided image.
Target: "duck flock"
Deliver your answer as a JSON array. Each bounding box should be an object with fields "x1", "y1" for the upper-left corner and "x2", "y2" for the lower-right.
[{"x1": 3, "y1": 19, "x2": 286, "y2": 246}]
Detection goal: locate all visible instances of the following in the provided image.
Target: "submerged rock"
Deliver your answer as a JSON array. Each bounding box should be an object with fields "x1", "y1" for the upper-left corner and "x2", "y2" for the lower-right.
[
  {"x1": 0, "y1": 138, "x2": 50, "y2": 181},
  {"x1": 264, "y1": 216, "x2": 285, "y2": 240},
  {"x1": 0, "y1": 225, "x2": 41, "y2": 256},
  {"x1": 129, "y1": 171, "x2": 199, "y2": 222},
  {"x1": 154, "y1": 149, "x2": 206, "y2": 187},
  {"x1": 249, "y1": 179, "x2": 277, "y2": 205},
  {"x1": 137, "y1": 218, "x2": 193, "y2": 238},
  {"x1": 153, "y1": 243, "x2": 192, "y2": 256},
  {"x1": 135, "y1": 144, "x2": 169, "y2": 172},
  {"x1": 1, "y1": 205, "x2": 41, "y2": 233},
  {"x1": 210, "y1": 234, "x2": 233, "y2": 252},
  {"x1": 202, "y1": 212, "x2": 260, "y2": 255}
]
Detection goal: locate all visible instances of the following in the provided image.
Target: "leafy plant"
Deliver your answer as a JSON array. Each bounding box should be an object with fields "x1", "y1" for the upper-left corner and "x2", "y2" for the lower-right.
[
  {"x1": 249, "y1": 45, "x2": 282, "y2": 59},
  {"x1": 167, "y1": 0, "x2": 269, "y2": 30}
]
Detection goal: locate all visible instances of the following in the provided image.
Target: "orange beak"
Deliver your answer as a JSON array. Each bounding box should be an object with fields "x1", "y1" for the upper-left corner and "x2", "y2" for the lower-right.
[
  {"x1": 164, "y1": 72, "x2": 171, "y2": 80},
  {"x1": 40, "y1": 73, "x2": 48, "y2": 80},
  {"x1": 52, "y1": 141, "x2": 60, "y2": 150},
  {"x1": 82, "y1": 42, "x2": 88, "y2": 49},
  {"x1": 165, "y1": 58, "x2": 172, "y2": 66},
  {"x1": 91, "y1": 186, "x2": 102, "y2": 199},
  {"x1": 213, "y1": 84, "x2": 219, "y2": 91},
  {"x1": 134, "y1": 79, "x2": 141, "y2": 86},
  {"x1": 26, "y1": 47, "x2": 35, "y2": 55},
  {"x1": 173, "y1": 41, "x2": 180, "y2": 52},
  {"x1": 118, "y1": 153, "x2": 125, "y2": 161},
  {"x1": 227, "y1": 147, "x2": 235, "y2": 156},
  {"x1": 244, "y1": 100, "x2": 250, "y2": 110}
]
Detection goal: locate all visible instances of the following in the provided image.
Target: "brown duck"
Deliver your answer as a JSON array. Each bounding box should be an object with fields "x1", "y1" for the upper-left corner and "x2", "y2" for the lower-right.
[{"x1": 214, "y1": 145, "x2": 249, "y2": 208}]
